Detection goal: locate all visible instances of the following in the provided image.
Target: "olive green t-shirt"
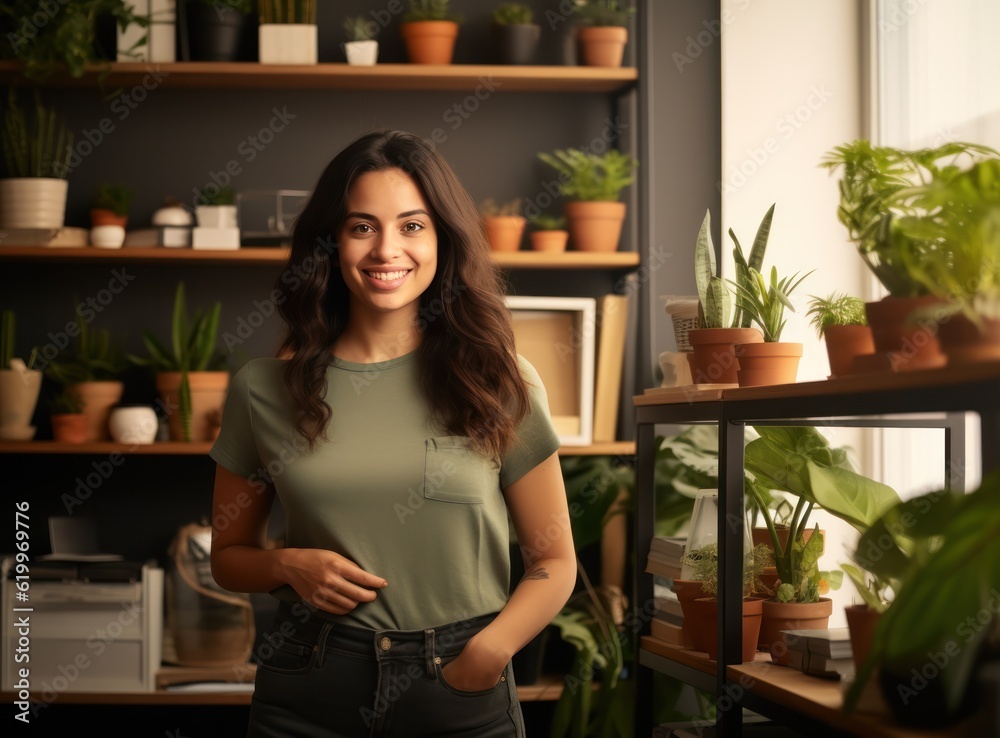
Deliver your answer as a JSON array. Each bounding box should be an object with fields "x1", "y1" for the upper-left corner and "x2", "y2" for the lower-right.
[{"x1": 208, "y1": 351, "x2": 560, "y2": 631}]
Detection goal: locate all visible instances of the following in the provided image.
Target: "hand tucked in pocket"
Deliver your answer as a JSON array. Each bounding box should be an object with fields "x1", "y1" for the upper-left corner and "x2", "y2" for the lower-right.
[{"x1": 440, "y1": 638, "x2": 507, "y2": 692}]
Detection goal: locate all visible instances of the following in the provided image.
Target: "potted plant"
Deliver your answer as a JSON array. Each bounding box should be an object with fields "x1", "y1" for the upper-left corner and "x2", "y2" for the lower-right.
[
  {"x1": 891, "y1": 157, "x2": 1000, "y2": 364},
  {"x1": 0, "y1": 88, "x2": 74, "y2": 230},
  {"x1": 183, "y1": 0, "x2": 252, "y2": 62},
  {"x1": 481, "y1": 197, "x2": 526, "y2": 253},
  {"x1": 342, "y1": 15, "x2": 379, "y2": 66},
  {"x1": 536, "y1": 147, "x2": 638, "y2": 253},
  {"x1": 806, "y1": 292, "x2": 874, "y2": 378},
  {"x1": 127, "y1": 282, "x2": 229, "y2": 442},
  {"x1": 0, "y1": 309, "x2": 42, "y2": 441},
  {"x1": 572, "y1": 0, "x2": 634, "y2": 68},
  {"x1": 194, "y1": 186, "x2": 238, "y2": 229},
  {"x1": 92, "y1": 183, "x2": 134, "y2": 228},
  {"x1": 728, "y1": 264, "x2": 812, "y2": 387},
  {"x1": 258, "y1": 0, "x2": 317, "y2": 64},
  {"x1": 43, "y1": 311, "x2": 129, "y2": 443},
  {"x1": 685, "y1": 207, "x2": 771, "y2": 384},
  {"x1": 0, "y1": 0, "x2": 149, "y2": 82},
  {"x1": 48, "y1": 389, "x2": 88, "y2": 444},
  {"x1": 528, "y1": 213, "x2": 568, "y2": 252},
  {"x1": 820, "y1": 140, "x2": 998, "y2": 372},
  {"x1": 681, "y1": 542, "x2": 770, "y2": 663},
  {"x1": 490, "y1": 3, "x2": 540, "y2": 65},
  {"x1": 400, "y1": 0, "x2": 464, "y2": 65}
]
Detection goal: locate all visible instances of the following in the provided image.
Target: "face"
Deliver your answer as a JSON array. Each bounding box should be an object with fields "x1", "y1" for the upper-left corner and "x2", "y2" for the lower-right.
[{"x1": 337, "y1": 168, "x2": 438, "y2": 323}]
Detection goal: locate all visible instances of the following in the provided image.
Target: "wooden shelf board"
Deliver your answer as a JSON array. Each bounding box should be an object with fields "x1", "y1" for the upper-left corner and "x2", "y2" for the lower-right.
[
  {"x1": 0, "y1": 245, "x2": 640, "y2": 270},
  {"x1": 0, "y1": 62, "x2": 638, "y2": 93},
  {"x1": 633, "y1": 384, "x2": 735, "y2": 406},
  {"x1": 640, "y1": 637, "x2": 771, "y2": 677},
  {"x1": 559, "y1": 440, "x2": 634, "y2": 456},
  {"x1": 728, "y1": 662, "x2": 981, "y2": 738}
]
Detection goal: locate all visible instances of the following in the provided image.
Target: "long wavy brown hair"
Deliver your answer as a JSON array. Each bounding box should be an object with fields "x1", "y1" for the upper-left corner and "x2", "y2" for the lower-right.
[{"x1": 274, "y1": 130, "x2": 529, "y2": 462}]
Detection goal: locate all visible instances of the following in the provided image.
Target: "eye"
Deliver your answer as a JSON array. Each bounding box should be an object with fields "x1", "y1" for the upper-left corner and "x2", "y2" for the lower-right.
[
  {"x1": 352, "y1": 223, "x2": 375, "y2": 234},
  {"x1": 402, "y1": 221, "x2": 424, "y2": 233}
]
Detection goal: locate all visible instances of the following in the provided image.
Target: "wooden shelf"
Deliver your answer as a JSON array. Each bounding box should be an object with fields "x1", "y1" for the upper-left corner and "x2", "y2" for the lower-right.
[
  {"x1": 0, "y1": 245, "x2": 640, "y2": 269},
  {"x1": 0, "y1": 440, "x2": 634, "y2": 456},
  {"x1": 0, "y1": 61, "x2": 638, "y2": 94}
]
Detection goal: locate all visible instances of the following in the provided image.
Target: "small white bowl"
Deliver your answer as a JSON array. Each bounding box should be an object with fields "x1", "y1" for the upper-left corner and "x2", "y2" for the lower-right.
[
  {"x1": 91, "y1": 224, "x2": 126, "y2": 248},
  {"x1": 108, "y1": 406, "x2": 158, "y2": 444}
]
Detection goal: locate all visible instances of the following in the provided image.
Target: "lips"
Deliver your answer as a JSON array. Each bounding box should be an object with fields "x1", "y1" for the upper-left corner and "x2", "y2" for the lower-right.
[{"x1": 362, "y1": 268, "x2": 412, "y2": 289}]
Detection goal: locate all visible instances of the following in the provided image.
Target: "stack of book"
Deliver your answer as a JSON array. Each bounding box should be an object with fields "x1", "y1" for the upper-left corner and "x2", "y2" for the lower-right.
[
  {"x1": 646, "y1": 536, "x2": 687, "y2": 645},
  {"x1": 780, "y1": 627, "x2": 854, "y2": 680}
]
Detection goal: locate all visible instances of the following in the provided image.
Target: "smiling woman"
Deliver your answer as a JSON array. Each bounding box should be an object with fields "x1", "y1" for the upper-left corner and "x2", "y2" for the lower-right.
[{"x1": 207, "y1": 130, "x2": 576, "y2": 737}]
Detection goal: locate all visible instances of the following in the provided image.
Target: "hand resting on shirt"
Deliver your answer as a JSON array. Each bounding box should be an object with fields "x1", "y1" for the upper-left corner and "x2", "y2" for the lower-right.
[{"x1": 281, "y1": 548, "x2": 388, "y2": 615}]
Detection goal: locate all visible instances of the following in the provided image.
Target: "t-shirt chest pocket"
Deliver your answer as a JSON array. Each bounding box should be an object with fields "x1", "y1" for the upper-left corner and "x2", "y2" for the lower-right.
[{"x1": 424, "y1": 436, "x2": 498, "y2": 503}]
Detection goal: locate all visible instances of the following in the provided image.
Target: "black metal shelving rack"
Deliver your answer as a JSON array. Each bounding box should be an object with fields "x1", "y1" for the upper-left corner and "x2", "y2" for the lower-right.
[{"x1": 633, "y1": 363, "x2": 1000, "y2": 737}]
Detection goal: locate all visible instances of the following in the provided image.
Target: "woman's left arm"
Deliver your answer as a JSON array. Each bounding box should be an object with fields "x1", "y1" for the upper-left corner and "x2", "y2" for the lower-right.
[{"x1": 441, "y1": 451, "x2": 576, "y2": 690}]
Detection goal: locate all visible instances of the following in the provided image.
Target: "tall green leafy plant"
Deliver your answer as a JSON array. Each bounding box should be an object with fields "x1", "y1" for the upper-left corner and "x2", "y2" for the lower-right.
[
  {"x1": 537, "y1": 148, "x2": 638, "y2": 202},
  {"x1": 1, "y1": 88, "x2": 74, "y2": 179},
  {"x1": 43, "y1": 310, "x2": 129, "y2": 384},
  {"x1": 127, "y1": 282, "x2": 226, "y2": 441},
  {"x1": 728, "y1": 266, "x2": 812, "y2": 342},
  {"x1": 259, "y1": 0, "x2": 316, "y2": 24},
  {"x1": 1, "y1": 309, "x2": 39, "y2": 371}
]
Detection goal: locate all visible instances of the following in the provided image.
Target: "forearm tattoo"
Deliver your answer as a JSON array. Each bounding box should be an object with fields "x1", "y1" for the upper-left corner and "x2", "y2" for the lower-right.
[{"x1": 521, "y1": 567, "x2": 550, "y2": 582}]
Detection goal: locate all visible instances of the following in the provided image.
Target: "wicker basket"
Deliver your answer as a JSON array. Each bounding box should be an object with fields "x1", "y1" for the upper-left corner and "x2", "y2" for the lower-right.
[{"x1": 664, "y1": 297, "x2": 700, "y2": 352}]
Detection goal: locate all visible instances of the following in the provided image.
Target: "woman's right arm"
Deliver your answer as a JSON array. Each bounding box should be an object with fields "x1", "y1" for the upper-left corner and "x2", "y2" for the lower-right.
[{"x1": 210, "y1": 463, "x2": 388, "y2": 614}]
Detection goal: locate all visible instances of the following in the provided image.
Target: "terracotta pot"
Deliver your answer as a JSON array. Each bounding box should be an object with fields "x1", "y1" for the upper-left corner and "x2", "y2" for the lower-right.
[
  {"x1": 401, "y1": 21, "x2": 459, "y2": 64},
  {"x1": 863, "y1": 295, "x2": 949, "y2": 372},
  {"x1": 823, "y1": 324, "x2": 875, "y2": 377},
  {"x1": 937, "y1": 312, "x2": 1000, "y2": 365},
  {"x1": 51, "y1": 413, "x2": 89, "y2": 443},
  {"x1": 155, "y1": 371, "x2": 229, "y2": 442},
  {"x1": 759, "y1": 597, "x2": 832, "y2": 664},
  {"x1": 65, "y1": 381, "x2": 124, "y2": 442},
  {"x1": 845, "y1": 604, "x2": 881, "y2": 672},
  {"x1": 90, "y1": 208, "x2": 127, "y2": 228},
  {"x1": 577, "y1": 26, "x2": 628, "y2": 67},
  {"x1": 485, "y1": 216, "x2": 526, "y2": 252},
  {"x1": 564, "y1": 201, "x2": 626, "y2": 252},
  {"x1": 529, "y1": 230, "x2": 568, "y2": 252},
  {"x1": 670, "y1": 579, "x2": 710, "y2": 651},
  {"x1": 697, "y1": 597, "x2": 763, "y2": 663},
  {"x1": 751, "y1": 526, "x2": 824, "y2": 556},
  {"x1": 687, "y1": 328, "x2": 763, "y2": 384},
  {"x1": 734, "y1": 342, "x2": 802, "y2": 387}
]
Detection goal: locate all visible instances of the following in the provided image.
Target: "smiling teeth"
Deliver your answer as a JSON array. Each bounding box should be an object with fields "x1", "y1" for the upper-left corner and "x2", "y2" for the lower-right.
[{"x1": 370, "y1": 271, "x2": 408, "y2": 281}]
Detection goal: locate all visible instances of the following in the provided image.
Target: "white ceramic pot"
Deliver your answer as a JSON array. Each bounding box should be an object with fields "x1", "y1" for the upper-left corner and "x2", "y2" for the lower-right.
[
  {"x1": 152, "y1": 204, "x2": 193, "y2": 226},
  {"x1": 0, "y1": 178, "x2": 69, "y2": 229},
  {"x1": 344, "y1": 40, "x2": 379, "y2": 66},
  {"x1": 0, "y1": 361, "x2": 43, "y2": 440},
  {"x1": 195, "y1": 205, "x2": 238, "y2": 229},
  {"x1": 90, "y1": 224, "x2": 126, "y2": 248},
  {"x1": 108, "y1": 406, "x2": 159, "y2": 445},
  {"x1": 259, "y1": 24, "x2": 318, "y2": 64}
]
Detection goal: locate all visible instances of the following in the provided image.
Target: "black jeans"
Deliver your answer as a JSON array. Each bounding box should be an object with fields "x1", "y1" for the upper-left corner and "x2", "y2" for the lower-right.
[{"x1": 248, "y1": 602, "x2": 526, "y2": 738}]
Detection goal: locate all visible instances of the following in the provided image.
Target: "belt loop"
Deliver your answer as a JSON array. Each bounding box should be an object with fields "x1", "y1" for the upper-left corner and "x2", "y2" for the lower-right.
[
  {"x1": 314, "y1": 620, "x2": 334, "y2": 669},
  {"x1": 424, "y1": 628, "x2": 437, "y2": 679}
]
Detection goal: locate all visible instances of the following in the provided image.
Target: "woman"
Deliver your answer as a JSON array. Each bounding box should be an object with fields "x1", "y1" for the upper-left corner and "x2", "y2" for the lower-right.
[{"x1": 209, "y1": 130, "x2": 576, "y2": 737}]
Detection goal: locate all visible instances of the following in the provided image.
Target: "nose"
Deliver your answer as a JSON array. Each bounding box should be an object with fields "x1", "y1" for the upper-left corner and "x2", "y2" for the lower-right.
[{"x1": 368, "y1": 231, "x2": 403, "y2": 262}]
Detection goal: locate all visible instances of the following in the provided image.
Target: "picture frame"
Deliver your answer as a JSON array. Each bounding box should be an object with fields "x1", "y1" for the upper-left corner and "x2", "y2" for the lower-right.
[{"x1": 506, "y1": 295, "x2": 596, "y2": 447}]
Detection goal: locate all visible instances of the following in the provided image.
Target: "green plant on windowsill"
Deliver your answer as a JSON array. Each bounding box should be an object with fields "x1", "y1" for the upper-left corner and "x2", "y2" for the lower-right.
[
  {"x1": 572, "y1": 0, "x2": 635, "y2": 27},
  {"x1": 806, "y1": 292, "x2": 867, "y2": 338},
  {"x1": 403, "y1": 0, "x2": 464, "y2": 23},
  {"x1": 492, "y1": 2, "x2": 533, "y2": 24},
  {"x1": 0, "y1": 0, "x2": 149, "y2": 82},
  {"x1": 727, "y1": 265, "x2": 812, "y2": 343},
  {"x1": 1, "y1": 88, "x2": 74, "y2": 180},
  {"x1": 126, "y1": 282, "x2": 227, "y2": 442},
  {"x1": 537, "y1": 148, "x2": 638, "y2": 203},
  {"x1": 43, "y1": 310, "x2": 129, "y2": 385}
]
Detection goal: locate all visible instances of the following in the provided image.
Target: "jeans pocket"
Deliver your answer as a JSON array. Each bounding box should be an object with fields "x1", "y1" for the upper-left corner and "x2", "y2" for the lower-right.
[
  {"x1": 254, "y1": 636, "x2": 316, "y2": 675},
  {"x1": 435, "y1": 659, "x2": 507, "y2": 698}
]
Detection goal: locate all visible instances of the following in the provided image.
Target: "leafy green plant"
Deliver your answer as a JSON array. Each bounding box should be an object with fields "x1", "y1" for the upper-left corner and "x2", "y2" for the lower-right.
[
  {"x1": 681, "y1": 542, "x2": 771, "y2": 599},
  {"x1": 820, "y1": 139, "x2": 999, "y2": 298},
  {"x1": 197, "y1": 185, "x2": 235, "y2": 207},
  {"x1": 1, "y1": 309, "x2": 39, "y2": 371},
  {"x1": 43, "y1": 310, "x2": 129, "y2": 384},
  {"x1": 844, "y1": 471, "x2": 1000, "y2": 722},
  {"x1": 492, "y1": 2, "x2": 533, "y2": 24},
  {"x1": 259, "y1": 0, "x2": 316, "y2": 24},
  {"x1": 95, "y1": 183, "x2": 134, "y2": 216},
  {"x1": 0, "y1": 0, "x2": 149, "y2": 81},
  {"x1": 530, "y1": 213, "x2": 567, "y2": 231},
  {"x1": 728, "y1": 265, "x2": 812, "y2": 342},
  {"x1": 573, "y1": 0, "x2": 635, "y2": 27},
  {"x1": 806, "y1": 292, "x2": 867, "y2": 338},
  {"x1": 892, "y1": 157, "x2": 1000, "y2": 324},
  {"x1": 343, "y1": 15, "x2": 378, "y2": 41},
  {"x1": 728, "y1": 204, "x2": 774, "y2": 329},
  {"x1": 1, "y1": 88, "x2": 74, "y2": 179},
  {"x1": 47, "y1": 389, "x2": 85, "y2": 415},
  {"x1": 127, "y1": 282, "x2": 226, "y2": 442},
  {"x1": 403, "y1": 0, "x2": 464, "y2": 23},
  {"x1": 537, "y1": 148, "x2": 638, "y2": 202}
]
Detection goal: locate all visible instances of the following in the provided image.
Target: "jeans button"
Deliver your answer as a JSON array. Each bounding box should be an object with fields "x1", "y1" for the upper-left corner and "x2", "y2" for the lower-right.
[{"x1": 380, "y1": 636, "x2": 391, "y2": 651}]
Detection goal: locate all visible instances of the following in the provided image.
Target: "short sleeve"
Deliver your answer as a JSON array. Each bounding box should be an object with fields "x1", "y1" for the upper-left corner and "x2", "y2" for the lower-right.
[
  {"x1": 500, "y1": 356, "x2": 562, "y2": 488},
  {"x1": 209, "y1": 362, "x2": 262, "y2": 479}
]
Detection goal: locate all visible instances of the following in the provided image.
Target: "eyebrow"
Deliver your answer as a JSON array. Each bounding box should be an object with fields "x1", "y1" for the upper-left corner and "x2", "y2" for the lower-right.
[{"x1": 345, "y1": 209, "x2": 430, "y2": 221}]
